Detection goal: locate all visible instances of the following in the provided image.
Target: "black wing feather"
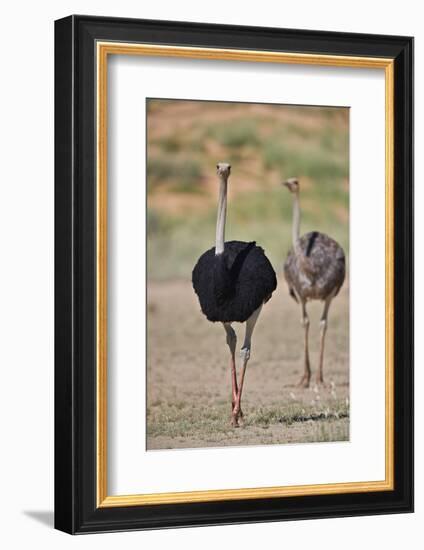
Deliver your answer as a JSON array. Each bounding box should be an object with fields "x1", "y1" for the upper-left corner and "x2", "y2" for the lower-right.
[{"x1": 192, "y1": 240, "x2": 277, "y2": 323}]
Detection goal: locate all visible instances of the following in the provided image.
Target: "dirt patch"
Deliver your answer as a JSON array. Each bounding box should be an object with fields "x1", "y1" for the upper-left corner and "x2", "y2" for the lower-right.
[{"x1": 147, "y1": 279, "x2": 349, "y2": 450}]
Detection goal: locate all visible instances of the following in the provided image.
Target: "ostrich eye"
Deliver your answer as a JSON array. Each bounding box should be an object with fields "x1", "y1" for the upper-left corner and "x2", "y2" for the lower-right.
[{"x1": 216, "y1": 164, "x2": 219, "y2": 169}]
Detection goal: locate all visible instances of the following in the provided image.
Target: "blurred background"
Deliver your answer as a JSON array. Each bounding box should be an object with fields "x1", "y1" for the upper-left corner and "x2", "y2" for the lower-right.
[
  {"x1": 147, "y1": 99, "x2": 349, "y2": 280},
  {"x1": 146, "y1": 99, "x2": 349, "y2": 450}
]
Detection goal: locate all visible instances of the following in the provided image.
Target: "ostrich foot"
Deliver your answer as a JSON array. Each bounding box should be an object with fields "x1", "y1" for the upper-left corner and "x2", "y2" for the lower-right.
[
  {"x1": 231, "y1": 401, "x2": 243, "y2": 418},
  {"x1": 230, "y1": 414, "x2": 240, "y2": 428},
  {"x1": 315, "y1": 376, "x2": 329, "y2": 389},
  {"x1": 230, "y1": 416, "x2": 244, "y2": 428},
  {"x1": 297, "y1": 374, "x2": 311, "y2": 388},
  {"x1": 230, "y1": 407, "x2": 244, "y2": 427}
]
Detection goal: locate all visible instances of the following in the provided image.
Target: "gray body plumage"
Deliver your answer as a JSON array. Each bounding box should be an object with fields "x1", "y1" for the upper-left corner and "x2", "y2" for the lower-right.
[{"x1": 284, "y1": 231, "x2": 345, "y2": 302}]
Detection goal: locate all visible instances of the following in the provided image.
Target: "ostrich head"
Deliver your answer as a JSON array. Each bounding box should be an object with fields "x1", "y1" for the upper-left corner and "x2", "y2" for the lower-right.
[
  {"x1": 216, "y1": 162, "x2": 231, "y2": 179},
  {"x1": 282, "y1": 177, "x2": 299, "y2": 194}
]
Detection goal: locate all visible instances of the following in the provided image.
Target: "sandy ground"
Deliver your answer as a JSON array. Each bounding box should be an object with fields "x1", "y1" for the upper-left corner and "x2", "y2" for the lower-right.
[{"x1": 147, "y1": 278, "x2": 349, "y2": 450}]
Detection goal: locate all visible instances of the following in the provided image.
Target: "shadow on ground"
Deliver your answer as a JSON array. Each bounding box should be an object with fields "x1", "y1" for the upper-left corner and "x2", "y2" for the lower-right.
[{"x1": 23, "y1": 510, "x2": 54, "y2": 528}]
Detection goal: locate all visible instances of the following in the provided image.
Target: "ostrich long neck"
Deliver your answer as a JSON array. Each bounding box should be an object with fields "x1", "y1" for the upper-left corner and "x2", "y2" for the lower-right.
[
  {"x1": 292, "y1": 193, "x2": 301, "y2": 254},
  {"x1": 215, "y1": 175, "x2": 228, "y2": 255}
]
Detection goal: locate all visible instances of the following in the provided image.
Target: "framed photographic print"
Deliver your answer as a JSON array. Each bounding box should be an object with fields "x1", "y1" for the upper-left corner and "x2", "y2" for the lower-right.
[{"x1": 54, "y1": 15, "x2": 413, "y2": 534}]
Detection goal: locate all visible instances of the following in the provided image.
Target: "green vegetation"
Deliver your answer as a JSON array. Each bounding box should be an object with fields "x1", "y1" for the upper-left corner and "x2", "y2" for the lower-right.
[
  {"x1": 263, "y1": 138, "x2": 347, "y2": 183},
  {"x1": 206, "y1": 120, "x2": 260, "y2": 148},
  {"x1": 147, "y1": 157, "x2": 203, "y2": 193},
  {"x1": 146, "y1": 100, "x2": 349, "y2": 280}
]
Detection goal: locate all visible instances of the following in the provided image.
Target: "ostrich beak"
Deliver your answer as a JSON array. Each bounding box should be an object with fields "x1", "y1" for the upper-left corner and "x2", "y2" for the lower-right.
[{"x1": 217, "y1": 163, "x2": 231, "y2": 177}]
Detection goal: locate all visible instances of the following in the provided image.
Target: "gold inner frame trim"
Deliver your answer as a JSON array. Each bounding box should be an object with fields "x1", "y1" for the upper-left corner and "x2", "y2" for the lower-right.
[{"x1": 96, "y1": 42, "x2": 395, "y2": 508}]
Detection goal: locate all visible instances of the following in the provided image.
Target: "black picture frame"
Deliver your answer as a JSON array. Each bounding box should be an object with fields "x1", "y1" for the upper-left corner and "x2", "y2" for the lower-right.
[{"x1": 55, "y1": 14, "x2": 414, "y2": 534}]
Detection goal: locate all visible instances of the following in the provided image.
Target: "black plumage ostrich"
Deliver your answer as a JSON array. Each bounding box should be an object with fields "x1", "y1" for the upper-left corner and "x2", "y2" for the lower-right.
[
  {"x1": 283, "y1": 178, "x2": 345, "y2": 388},
  {"x1": 192, "y1": 163, "x2": 277, "y2": 427}
]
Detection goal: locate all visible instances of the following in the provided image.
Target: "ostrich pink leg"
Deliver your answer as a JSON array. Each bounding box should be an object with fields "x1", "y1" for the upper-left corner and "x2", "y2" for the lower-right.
[
  {"x1": 317, "y1": 296, "x2": 333, "y2": 386},
  {"x1": 297, "y1": 301, "x2": 311, "y2": 388},
  {"x1": 232, "y1": 305, "x2": 262, "y2": 427},
  {"x1": 223, "y1": 323, "x2": 238, "y2": 414}
]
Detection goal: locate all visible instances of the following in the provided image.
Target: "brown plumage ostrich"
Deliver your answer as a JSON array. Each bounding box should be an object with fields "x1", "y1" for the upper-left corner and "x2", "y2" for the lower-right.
[{"x1": 283, "y1": 178, "x2": 346, "y2": 388}]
